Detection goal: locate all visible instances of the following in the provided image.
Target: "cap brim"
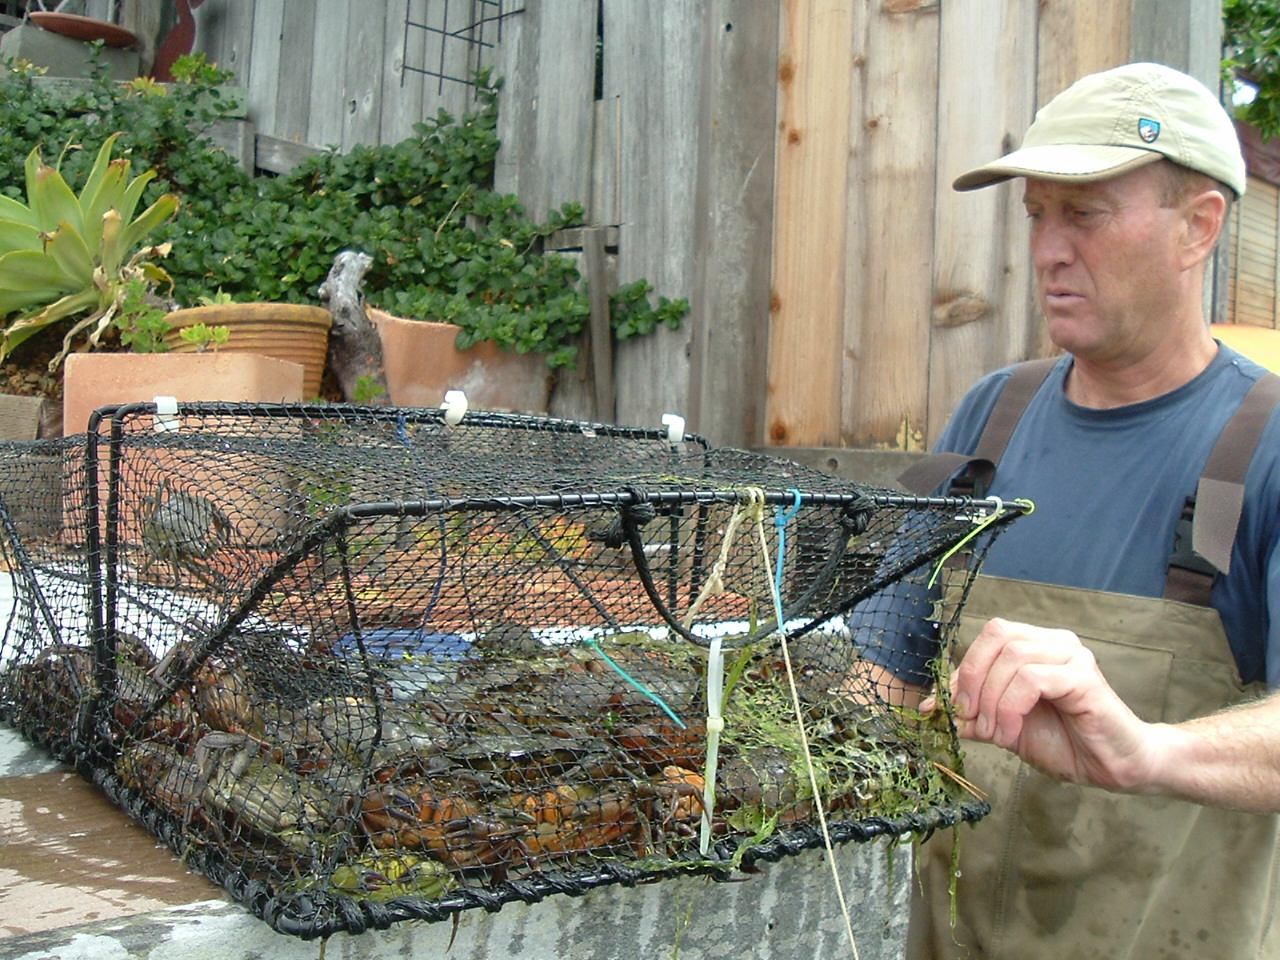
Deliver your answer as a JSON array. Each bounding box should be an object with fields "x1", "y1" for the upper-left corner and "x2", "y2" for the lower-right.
[{"x1": 953, "y1": 144, "x2": 1162, "y2": 191}]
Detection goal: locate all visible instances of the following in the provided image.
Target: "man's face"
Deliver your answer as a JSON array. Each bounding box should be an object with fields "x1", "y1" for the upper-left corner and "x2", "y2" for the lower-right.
[{"x1": 1022, "y1": 164, "x2": 1187, "y2": 363}]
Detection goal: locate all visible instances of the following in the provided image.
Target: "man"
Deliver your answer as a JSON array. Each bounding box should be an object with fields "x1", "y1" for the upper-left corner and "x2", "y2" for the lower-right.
[{"x1": 889, "y1": 62, "x2": 1280, "y2": 959}]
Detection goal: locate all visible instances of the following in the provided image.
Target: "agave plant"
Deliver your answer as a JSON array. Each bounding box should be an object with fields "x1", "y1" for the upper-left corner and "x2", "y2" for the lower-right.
[{"x1": 0, "y1": 133, "x2": 178, "y2": 371}]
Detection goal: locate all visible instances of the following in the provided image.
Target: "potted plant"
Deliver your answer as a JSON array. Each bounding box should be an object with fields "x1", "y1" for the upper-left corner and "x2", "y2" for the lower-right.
[
  {"x1": 0, "y1": 131, "x2": 309, "y2": 435},
  {"x1": 160, "y1": 295, "x2": 332, "y2": 401},
  {"x1": 0, "y1": 133, "x2": 177, "y2": 371}
]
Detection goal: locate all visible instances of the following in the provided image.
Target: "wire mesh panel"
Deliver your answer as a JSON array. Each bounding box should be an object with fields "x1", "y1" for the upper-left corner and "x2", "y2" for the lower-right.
[
  {"x1": 0, "y1": 435, "x2": 94, "y2": 761},
  {"x1": 0, "y1": 401, "x2": 1023, "y2": 938}
]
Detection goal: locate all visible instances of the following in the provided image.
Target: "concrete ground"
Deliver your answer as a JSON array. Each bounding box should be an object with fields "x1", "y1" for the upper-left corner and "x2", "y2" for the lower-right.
[{"x1": 0, "y1": 723, "x2": 913, "y2": 960}]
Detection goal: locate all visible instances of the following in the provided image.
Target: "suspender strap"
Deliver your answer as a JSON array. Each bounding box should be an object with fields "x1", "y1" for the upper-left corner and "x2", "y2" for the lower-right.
[
  {"x1": 1167, "y1": 371, "x2": 1280, "y2": 604},
  {"x1": 973, "y1": 357, "x2": 1060, "y2": 466},
  {"x1": 896, "y1": 357, "x2": 1058, "y2": 497}
]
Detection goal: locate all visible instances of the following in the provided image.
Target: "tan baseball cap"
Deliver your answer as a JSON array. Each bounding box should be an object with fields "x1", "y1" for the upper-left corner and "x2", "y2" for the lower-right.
[{"x1": 953, "y1": 62, "x2": 1247, "y2": 197}]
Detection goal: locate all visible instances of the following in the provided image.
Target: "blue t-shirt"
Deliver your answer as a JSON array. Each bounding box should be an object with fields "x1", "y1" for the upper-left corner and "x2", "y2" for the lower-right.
[{"x1": 929, "y1": 344, "x2": 1280, "y2": 687}]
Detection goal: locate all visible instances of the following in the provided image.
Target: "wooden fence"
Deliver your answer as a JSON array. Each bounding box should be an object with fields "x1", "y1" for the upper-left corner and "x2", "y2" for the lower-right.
[{"x1": 182, "y1": 0, "x2": 1225, "y2": 453}]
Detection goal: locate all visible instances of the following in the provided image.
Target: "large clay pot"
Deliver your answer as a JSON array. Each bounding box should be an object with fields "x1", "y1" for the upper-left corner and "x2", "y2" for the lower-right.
[
  {"x1": 62, "y1": 352, "x2": 305, "y2": 436},
  {"x1": 162, "y1": 303, "x2": 332, "y2": 399},
  {"x1": 368, "y1": 308, "x2": 552, "y2": 413}
]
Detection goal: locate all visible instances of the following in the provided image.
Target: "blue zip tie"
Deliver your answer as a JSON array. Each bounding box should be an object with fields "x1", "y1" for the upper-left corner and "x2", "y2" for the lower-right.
[{"x1": 774, "y1": 489, "x2": 802, "y2": 596}]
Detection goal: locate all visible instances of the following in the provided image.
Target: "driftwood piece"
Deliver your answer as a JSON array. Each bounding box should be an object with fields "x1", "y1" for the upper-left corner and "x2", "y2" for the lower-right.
[{"x1": 319, "y1": 250, "x2": 390, "y2": 405}]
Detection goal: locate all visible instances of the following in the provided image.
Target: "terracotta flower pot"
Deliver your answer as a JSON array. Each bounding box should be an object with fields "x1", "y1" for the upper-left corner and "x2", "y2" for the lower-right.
[
  {"x1": 62, "y1": 352, "x2": 305, "y2": 436},
  {"x1": 369, "y1": 308, "x2": 552, "y2": 413},
  {"x1": 162, "y1": 303, "x2": 333, "y2": 399}
]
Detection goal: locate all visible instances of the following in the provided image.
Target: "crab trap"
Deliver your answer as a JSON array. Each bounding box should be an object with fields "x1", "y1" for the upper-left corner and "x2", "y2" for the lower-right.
[{"x1": 0, "y1": 400, "x2": 1025, "y2": 938}]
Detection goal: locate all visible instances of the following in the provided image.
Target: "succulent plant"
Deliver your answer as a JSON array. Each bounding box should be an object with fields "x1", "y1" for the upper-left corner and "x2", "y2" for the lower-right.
[{"x1": 0, "y1": 133, "x2": 178, "y2": 370}]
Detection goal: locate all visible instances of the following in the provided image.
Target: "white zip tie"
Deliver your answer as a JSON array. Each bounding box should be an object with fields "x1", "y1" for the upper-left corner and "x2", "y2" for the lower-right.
[
  {"x1": 152, "y1": 395, "x2": 180, "y2": 433},
  {"x1": 661, "y1": 412, "x2": 685, "y2": 444},
  {"x1": 699, "y1": 635, "x2": 724, "y2": 855},
  {"x1": 441, "y1": 390, "x2": 468, "y2": 426}
]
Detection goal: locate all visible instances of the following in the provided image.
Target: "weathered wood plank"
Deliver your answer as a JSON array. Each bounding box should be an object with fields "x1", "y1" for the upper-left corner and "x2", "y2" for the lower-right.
[
  {"x1": 766, "y1": 0, "x2": 854, "y2": 447},
  {"x1": 604, "y1": 0, "x2": 701, "y2": 431},
  {"x1": 378, "y1": 0, "x2": 424, "y2": 144},
  {"x1": 583, "y1": 226, "x2": 615, "y2": 421},
  {"x1": 590, "y1": 95, "x2": 621, "y2": 228},
  {"x1": 842, "y1": 0, "x2": 942, "y2": 451},
  {"x1": 192, "y1": 0, "x2": 256, "y2": 84},
  {"x1": 493, "y1": 0, "x2": 596, "y2": 221},
  {"x1": 684, "y1": 0, "x2": 780, "y2": 449},
  {"x1": 925, "y1": 0, "x2": 1040, "y2": 448},
  {"x1": 1037, "y1": 0, "x2": 1128, "y2": 103},
  {"x1": 253, "y1": 133, "x2": 325, "y2": 176},
  {"x1": 243, "y1": 0, "x2": 284, "y2": 134},
  {"x1": 270, "y1": 0, "x2": 318, "y2": 145},
  {"x1": 306, "y1": 0, "x2": 351, "y2": 150},
  {"x1": 1130, "y1": 0, "x2": 1222, "y2": 88},
  {"x1": 340, "y1": 1, "x2": 388, "y2": 149}
]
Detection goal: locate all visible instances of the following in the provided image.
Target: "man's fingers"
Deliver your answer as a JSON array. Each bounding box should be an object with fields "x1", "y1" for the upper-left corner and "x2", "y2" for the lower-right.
[{"x1": 955, "y1": 619, "x2": 1095, "y2": 743}]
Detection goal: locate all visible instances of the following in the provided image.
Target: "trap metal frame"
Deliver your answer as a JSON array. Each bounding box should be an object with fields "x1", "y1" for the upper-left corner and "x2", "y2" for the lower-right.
[{"x1": 0, "y1": 400, "x2": 1025, "y2": 938}]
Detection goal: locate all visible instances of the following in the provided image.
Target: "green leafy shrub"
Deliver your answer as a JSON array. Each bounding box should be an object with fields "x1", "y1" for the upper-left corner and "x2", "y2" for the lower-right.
[
  {"x1": 0, "y1": 55, "x2": 686, "y2": 371},
  {"x1": 1224, "y1": 0, "x2": 1280, "y2": 140}
]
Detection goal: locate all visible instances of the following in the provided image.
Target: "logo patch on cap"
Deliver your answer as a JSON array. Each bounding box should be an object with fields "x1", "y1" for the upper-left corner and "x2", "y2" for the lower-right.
[{"x1": 1138, "y1": 118, "x2": 1161, "y2": 144}]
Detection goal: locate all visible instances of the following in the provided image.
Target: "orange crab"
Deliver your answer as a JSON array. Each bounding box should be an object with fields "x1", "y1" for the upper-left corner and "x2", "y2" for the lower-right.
[{"x1": 360, "y1": 781, "x2": 538, "y2": 878}]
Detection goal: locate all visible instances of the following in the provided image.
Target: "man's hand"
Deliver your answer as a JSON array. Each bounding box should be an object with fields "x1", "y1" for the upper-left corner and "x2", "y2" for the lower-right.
[
  {"x1": 921, "y1": 617, "x2": 1280, "y2": 813},
  {"x1": 935, "y1": 618, "x2": 1156, "y2": 791}
]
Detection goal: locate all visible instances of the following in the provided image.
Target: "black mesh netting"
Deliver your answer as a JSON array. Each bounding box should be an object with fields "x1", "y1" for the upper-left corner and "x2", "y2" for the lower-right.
[{"x1": 0, "y1": 401, "x2": 1024, "y2": 938}]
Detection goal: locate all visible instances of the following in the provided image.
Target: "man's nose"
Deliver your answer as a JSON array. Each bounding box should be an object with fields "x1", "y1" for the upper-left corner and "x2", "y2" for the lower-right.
[{"x1": 1030, "y1": 218, "x2": 1073, "y2": 270}]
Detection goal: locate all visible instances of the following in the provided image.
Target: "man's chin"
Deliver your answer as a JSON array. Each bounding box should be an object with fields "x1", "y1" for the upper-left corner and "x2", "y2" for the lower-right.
[{"x1": 1042, "y1": 314, "x2": 1100, "y2": 354}]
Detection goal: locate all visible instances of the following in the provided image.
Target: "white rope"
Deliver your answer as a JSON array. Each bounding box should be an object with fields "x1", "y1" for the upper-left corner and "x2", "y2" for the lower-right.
[{"x1": 681, "y1": 489, "x2": 763, "y2": 628}]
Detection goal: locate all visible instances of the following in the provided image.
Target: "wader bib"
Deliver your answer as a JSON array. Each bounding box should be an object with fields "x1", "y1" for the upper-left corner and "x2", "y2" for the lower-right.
[
  {"x1": 907, "y1": 575, "x2": 1280, "y2": 959},
  {"x1": 900, "y1": 361, "x2": 1280, "y2": 959}
]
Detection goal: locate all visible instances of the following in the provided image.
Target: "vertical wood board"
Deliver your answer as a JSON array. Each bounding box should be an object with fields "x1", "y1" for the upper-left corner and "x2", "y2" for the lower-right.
[
  {"x1": 590, "y1": 96, "x2": 621, "y2": 228},
  {"x1": 306, "y1": 0, "x2": 353, "y2": 150},
  {"x1": 378, "y1": 0, "x2": 426, "y2": 144},
  {"x1": 493, "y1": 0, "x2": 596, "y2": 221},
  {"x1": 1036, "y1": 0, "x2": 1129, "y2": 105},
  {"x1": 685, "y1": 0, "x2": 780, "y2": 448},
  {"x1": 193, "y1": 0, "x2": 256, "y2": 85},
  {"x1": 604, "y1": 0, "x2": 702, "y2": 429},
  {"x1": 926, "y1": 0, "x2": 1040, "y2": 448},
  {"x1": 766, "y1": 0, "x2": 854, "y2": 447},
  {"x1": 842, "y1": 0, "x2": 941, "y2": 450},
  {"x1": 271, "y1": 0, "x2": 319, "y2": 146},
  {"x1": 340, "y1": 1, "x2": 389, "y2": 150},
  {"x1": 1130, "y1": 0, "x2": 1222, "y2": 87},
  {"x1": 245, "y1": 0, "x2": 285, "y2": 134}
]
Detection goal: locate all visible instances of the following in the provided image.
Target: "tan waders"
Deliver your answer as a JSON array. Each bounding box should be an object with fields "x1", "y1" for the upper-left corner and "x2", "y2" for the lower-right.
[{"x1": 906, "y1": 575, "x2": 1280, "y2": 959}]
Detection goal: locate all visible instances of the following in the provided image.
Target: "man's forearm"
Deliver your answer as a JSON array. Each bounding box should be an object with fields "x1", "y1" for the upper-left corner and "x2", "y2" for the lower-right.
[{"x1": 1140, "y1": 694, "x2": 1280, "y2": 814}]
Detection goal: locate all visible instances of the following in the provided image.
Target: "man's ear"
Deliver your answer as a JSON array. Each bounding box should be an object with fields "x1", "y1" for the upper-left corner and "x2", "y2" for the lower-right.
[{"x1": 1179, "y1": 188, "x2": 1228, "y2": 269}]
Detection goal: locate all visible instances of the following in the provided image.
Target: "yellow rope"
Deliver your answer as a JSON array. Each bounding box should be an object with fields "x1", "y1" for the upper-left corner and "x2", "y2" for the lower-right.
[
  {"x1": 751, "y1": 498, "x2": 861, "y2": 960},
  {"x1": 927, "y1": 498, "x2": 1034, "y2": 588}
]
